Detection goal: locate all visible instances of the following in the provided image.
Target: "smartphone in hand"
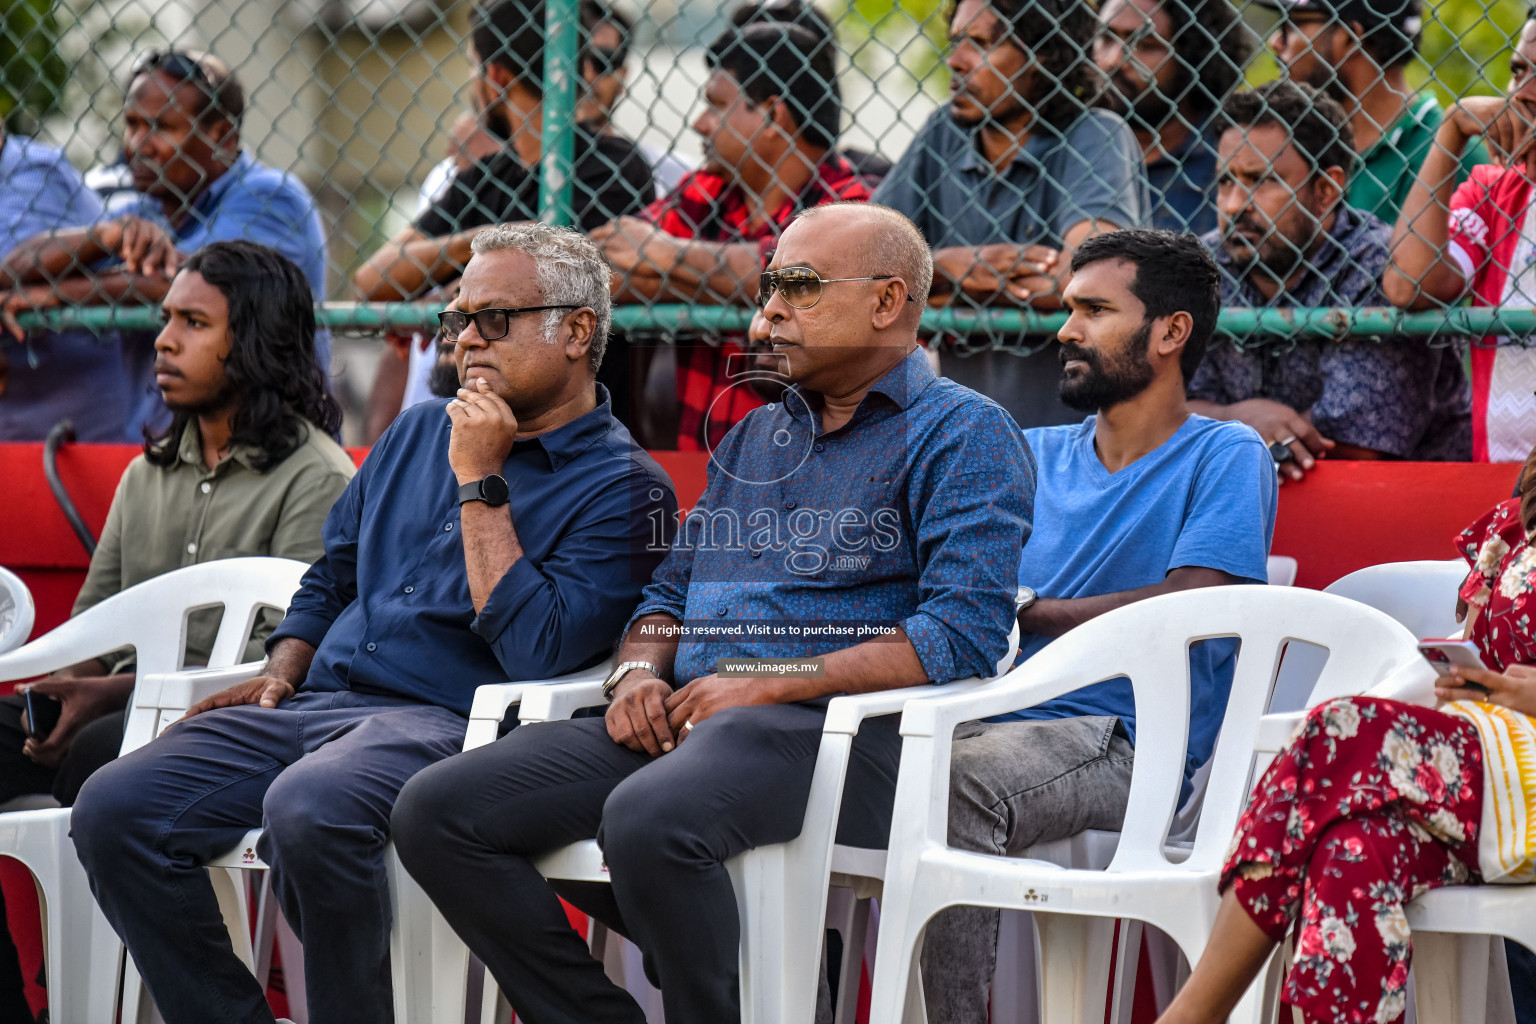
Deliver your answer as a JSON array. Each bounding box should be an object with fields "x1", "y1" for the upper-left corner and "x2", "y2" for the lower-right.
[
  {"x1": 23, "y1": 690, "x2": 62, "y2": 740},
  {"x1": 1418, "y1": 639, "x2": 1492, "y2": 693}
]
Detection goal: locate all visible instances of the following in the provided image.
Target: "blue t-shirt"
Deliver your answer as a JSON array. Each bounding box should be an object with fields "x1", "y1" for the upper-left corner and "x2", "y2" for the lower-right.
[
  {"x1": 1002, "y1": 414, "x2": 1277, "y2": 782},
  {"x1": 116, "y1": 151, "x2": 331, "y2": 436}
]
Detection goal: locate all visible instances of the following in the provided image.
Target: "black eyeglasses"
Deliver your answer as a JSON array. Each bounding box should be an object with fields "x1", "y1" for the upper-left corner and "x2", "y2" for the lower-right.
[
  {"x1": 131, "y1": 49, "x2": 212, "y2": 87},
  {"x1": 758, "y1": 268, "x2": 914, "y2": 309},
  {"x1": 437, "y1": 306, "x2": 580, "y2": 342}
]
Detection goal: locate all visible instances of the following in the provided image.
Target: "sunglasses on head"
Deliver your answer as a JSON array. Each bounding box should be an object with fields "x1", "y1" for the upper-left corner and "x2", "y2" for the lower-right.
[
  {"x1": 437, "y1": 305, "x2": 580, "y2": 342},
  {"x1": 758, "y1": 267, "x2": 914, "y2": 309},
  {"x1": 131, "y1": 49, "x2": 212, "y2": 86}
]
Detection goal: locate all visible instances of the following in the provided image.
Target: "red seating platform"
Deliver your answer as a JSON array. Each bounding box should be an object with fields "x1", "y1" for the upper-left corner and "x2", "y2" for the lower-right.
[{"x1": 0, "y1": 442, "x2": 1520, "y2": 1017}]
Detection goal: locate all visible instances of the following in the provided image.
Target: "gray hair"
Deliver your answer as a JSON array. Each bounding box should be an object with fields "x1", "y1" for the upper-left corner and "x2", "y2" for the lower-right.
[{"x1": 469, "y1": 222, "x2": 613, "y2": 372}]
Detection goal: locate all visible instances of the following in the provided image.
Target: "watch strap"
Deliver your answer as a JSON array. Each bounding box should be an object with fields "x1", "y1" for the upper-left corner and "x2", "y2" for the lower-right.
[{"x1": 603, "y1": 660, "x2": 662, "y2": 701}]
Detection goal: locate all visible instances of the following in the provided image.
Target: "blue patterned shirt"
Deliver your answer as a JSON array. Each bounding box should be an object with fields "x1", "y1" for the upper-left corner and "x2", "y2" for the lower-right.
[
  {"x1": 630, "y1": 346, "x2": 1035, "y2": 687},
  {"x1": 1191, "y1": 204, "x2": 1471, "y2": 459}
]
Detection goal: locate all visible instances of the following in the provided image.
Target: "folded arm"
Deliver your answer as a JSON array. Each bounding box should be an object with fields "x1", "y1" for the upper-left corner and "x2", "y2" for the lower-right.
[
  {"x1": 352, "y1": 226, "x2": 482, "y2": 301},
  {"x1": 594, "y1": 216, "x2": 763, "y2": 305}
]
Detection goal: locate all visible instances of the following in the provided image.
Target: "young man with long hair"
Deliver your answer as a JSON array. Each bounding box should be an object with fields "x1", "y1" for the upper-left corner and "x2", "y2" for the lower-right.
[{"x1": 0, "y1": 239, "x2": 352, "y2": 1023}]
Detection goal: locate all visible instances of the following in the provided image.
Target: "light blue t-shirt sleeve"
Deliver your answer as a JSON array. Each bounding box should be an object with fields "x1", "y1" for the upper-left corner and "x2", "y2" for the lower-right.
[
  {"x1": 1, "y1": 144, "x2": 104, "y2": 252},
  {"x1": 1168, "y1": 432, "x2": 1278, "y2": 583},
  {"x1": 1050, "y1": 112, "x2": 1150, "y2": 239}
]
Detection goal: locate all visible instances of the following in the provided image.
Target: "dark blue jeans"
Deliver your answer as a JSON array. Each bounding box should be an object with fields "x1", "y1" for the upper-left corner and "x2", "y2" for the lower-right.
[
  {"x1": 70, "y1": 690, "x2": 466, "y2": 1024},
  {"x1": 391, "y1": 704, "x2": 903, "y2": 1024}
]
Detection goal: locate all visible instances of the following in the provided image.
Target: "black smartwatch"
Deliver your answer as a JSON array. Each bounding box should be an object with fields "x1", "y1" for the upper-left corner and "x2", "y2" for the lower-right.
[{"x1": 457, "y1": 474, "x2": 510, "y2": 507}]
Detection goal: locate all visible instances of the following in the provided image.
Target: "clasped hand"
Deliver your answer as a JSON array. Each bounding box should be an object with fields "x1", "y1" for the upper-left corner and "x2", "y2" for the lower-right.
[{"x1": 605, "y1": 673, "x2": 779, "y2": 757}]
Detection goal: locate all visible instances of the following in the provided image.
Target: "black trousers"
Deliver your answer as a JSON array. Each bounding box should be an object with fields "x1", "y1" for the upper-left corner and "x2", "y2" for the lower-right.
[{"x1": 391, "y1": 703, "x2": 902, "y2": 1024}]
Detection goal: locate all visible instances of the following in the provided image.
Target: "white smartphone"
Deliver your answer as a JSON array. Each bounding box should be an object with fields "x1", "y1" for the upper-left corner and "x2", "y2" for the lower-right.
[{"x1": 1417, "y1": 639, "x2": 1491, "y2": 692}]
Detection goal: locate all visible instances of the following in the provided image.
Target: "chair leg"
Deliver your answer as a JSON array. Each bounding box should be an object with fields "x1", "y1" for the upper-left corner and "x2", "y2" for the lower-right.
[
  {"x1": 1411, "y1": 931, "x2": 1489, "y2": 1024},
  {"x1": 1032, "y1": 912, "x2": 1115, "y2": 1024},
  {"x1": 1107, "y1": 919, "x2": 1144, "y2": 1024},
  {"x1": 387, "y1": 847, "x2": 470, "y2": 1024},
  {"x1": 833, "y1": 898, "x2": 871, "y2": 1024}
]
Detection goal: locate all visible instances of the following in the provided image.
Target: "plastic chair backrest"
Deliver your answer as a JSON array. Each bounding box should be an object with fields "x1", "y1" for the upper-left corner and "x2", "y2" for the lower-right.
[
  {"x1": 993, "y1": 586, "x2": 1421, "y2": 875},
  {"x1": 0, "y1": 567, "x2": 35, "y2": 654},
  {"x1": 1323, "y1": 559, "x2": 1467, "y2": 644}
]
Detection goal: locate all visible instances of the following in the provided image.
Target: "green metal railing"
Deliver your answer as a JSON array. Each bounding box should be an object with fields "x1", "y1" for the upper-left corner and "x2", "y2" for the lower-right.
[{"x1": 16, "y1": 303, "x2": 1536, "y2": 340}]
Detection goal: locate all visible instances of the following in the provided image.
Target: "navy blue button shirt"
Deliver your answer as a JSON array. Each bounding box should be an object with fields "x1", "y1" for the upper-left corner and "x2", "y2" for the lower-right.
[
  {"x1": 630, "y1": 347, "x2": 1035, "y2": 686},
  {"x1": 269, "y1": 387, "x2": 677, "y2": 715}
]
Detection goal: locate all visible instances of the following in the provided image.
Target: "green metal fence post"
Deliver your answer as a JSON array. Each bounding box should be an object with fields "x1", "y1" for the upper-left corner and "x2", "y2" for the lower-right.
[{"x1": 538, "y1": 0, "x2": 580, "y2": 226}]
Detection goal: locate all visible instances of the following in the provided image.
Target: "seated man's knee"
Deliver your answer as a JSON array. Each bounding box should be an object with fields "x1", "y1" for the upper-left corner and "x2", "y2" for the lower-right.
[
  {"x1": 391, "y1": 756, "x2": 473, "y2": 873},
  {"x1": 599, "y1": 767, "x2": 697, "y2": 874},
  {"x1": 71, "y1": 756, "x2": 160, "y2": 867},
  {"x1": 261, "y1": 773, "x2": 351, "y2": 862}
]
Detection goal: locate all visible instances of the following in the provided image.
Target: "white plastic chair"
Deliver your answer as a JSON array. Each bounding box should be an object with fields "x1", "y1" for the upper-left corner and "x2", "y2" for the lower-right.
[
  {"x1": 113, "y1": 658, "x2": 617, "y2": 1024},
  {"x1": 0, "y1": 566, "x2": 35, "y2": 654},
  {"x1": 1325, "y1": 559, "x2": 1468, "y2": 641},
  {"x1": 1265, "y1": 556, "x2": 1297, "y2": 588},
  {"x1": 865, "y1": 586, "x2": 1425, "y2": 1024},
  {"x1": 464, "y1": 628, "x2": 1020, "y2": 1024},
  {"x1": 0, "y1": 556, "x2": 308, "y2": 1024}
]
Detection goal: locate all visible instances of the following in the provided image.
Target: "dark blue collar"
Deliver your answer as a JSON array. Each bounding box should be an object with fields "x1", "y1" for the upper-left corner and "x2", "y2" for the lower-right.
[{"x1": 511, "y1": 384, "x2": 617, "y2": 471}]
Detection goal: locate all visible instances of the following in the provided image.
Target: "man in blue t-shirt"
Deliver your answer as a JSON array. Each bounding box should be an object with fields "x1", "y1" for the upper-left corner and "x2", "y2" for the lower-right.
[
  {"x1": 922, "y1": 229, "x2": 1278, "y2": 1024},
  {"x1": 1, "y1": 50, "x2": 328, "y2": 439}
]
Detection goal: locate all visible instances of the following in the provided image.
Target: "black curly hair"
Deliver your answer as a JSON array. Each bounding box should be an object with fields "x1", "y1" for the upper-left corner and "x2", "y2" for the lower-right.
[
  {"x1": 1159, "y1": 0, "x2": 1255, "y2": 124},
  {"x1": 963, "y1": 0, "x2": 1102, "y2": 132},
  {"x1": 144, "y1": 240, "x2": 340, "y2": 471}
]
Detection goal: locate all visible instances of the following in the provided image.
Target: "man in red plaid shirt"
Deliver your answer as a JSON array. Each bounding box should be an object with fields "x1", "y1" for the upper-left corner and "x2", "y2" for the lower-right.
[{"x1": 592, "y1": 20, "x2": 874, "y2": 450}]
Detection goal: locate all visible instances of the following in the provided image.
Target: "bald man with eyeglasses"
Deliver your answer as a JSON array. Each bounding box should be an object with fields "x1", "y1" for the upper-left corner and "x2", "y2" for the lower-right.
[{"x1": 391, "y1": 202, "x2": 1035, "y2": 1024}]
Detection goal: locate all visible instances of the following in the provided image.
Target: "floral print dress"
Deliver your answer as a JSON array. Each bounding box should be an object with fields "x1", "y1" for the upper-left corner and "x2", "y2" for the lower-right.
[{"x1": 1215, "y1": 499, "x2": 1536, "y2": 1023}]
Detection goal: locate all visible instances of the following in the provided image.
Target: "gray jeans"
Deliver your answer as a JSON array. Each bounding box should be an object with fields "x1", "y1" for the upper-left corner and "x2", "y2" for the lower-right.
[{"x1": 920, "y1": 715, "x2": 1135, "y2": 1024}]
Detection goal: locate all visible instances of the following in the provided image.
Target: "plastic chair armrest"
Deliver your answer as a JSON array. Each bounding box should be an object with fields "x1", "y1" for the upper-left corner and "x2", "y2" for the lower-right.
[
  {"x1": 136, "y1": 663, "x2": 266, "y2": 712},
  {"x1": 822, "y1": 677, "x2": 993, "y2": 736},
  {"x1": 1255, "y1": 711, "x2": 1306, "y2": 754},
  {"x1": 463, "y1": 661, "x2": 614, "y2": 750},
  {"x1": 518, "y1": 680, "x2": 607, "y2": 724}
]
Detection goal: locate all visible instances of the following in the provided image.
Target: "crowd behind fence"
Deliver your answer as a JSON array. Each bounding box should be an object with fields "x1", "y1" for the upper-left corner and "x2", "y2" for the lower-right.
[{"x1": 5, "y1": 0, "x2": 1536, "y2": 452}]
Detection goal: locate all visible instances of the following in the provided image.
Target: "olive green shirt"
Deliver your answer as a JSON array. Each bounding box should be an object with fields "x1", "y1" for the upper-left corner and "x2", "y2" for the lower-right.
[
  {"x1": 71, "y1": 419, "x2": 355, "y2": 671},
  {"x1": 1350, "y1": 95, "x2": 1489, "y2": 226}
]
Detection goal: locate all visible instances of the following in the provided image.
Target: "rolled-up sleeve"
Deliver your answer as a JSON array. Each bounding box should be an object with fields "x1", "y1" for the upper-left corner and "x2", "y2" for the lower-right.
[
  {"x1": 475, "y1": 466, "x2": 677, "y2": 678},
  {"x1": 267, "y1": 455, "x2": 367, "y2": 652},
  {"x1": 904, "y1": 403, "x2": 1036, "y2": 682}
]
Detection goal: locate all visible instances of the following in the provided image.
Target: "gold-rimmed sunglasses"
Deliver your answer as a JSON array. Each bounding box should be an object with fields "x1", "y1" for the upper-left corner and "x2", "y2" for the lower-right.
[{"x1": 758, "y1": 267, "x2": 914, "y2": 309}]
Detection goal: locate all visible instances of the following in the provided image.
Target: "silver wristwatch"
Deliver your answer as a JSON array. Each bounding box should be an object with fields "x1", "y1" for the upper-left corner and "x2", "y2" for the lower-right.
[
  {"x1": 602, "y1": 660, "x2": 662, "y2": 702},
  {"x1": 1015, "y1": 586, "x2": 1038, "y2": 612}
]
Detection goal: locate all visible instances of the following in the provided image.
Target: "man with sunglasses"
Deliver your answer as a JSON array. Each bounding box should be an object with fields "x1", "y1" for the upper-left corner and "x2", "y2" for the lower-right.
[
  {"x1": 353, "y1": 0, "x2": 655, "y2": 303},
  {"x1": 0, "y1": 49, "x2": 328, "y2": 438},
  {"x1": 390, "y1": 202, "x2": 1034, "y2": 1024},
  {"x1": 70, "y1": 223, "x2": 675, "y2": 1024},
  {"x1": 870, "y1": 0, "x2": 1148, "y2": 429},
  {"x1": 1259, "y1": 0, "x2": 1486, "y2": 225}
]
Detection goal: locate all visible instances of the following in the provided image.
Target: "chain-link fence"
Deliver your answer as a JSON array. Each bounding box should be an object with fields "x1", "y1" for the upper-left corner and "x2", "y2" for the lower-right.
[{"x1": 2, "y1": 0, "x2": 1535, "y2": 451}]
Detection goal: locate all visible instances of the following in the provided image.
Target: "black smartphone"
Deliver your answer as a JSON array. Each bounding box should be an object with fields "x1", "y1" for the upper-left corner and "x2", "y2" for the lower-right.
[{"x1": 24, "y1": 691, "x2": 62, "y2": 740}]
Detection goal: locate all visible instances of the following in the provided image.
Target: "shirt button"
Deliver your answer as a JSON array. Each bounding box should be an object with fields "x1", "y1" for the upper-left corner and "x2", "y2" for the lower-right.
[
  {"x1": 716, "y1": 607, "x2": 728, "y2": 616},
  {"x1": 445, "y1": 523, "x2": 454, "y2": 532},
  {"x1": 404, "y1": 585, "x2": 414, "y2": 594},
  {"x1": 814, "y1": 443, "x2": 825, "y2": 452},
  {"x1": 200, "y1": 482, "x2": 212, "y2": 494},
  {"x1": 366, "y1": 642, "x2": 377, "y2": 652},
  {"x1": 751, "y1": 550, "x2": 762, "y2": 559},
  {"x1": 784, "y1": 500, "x2": 796, "y2": 509},
  {"x1": 186, "y1": 542, "x2": 197, "y2": 554}
]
